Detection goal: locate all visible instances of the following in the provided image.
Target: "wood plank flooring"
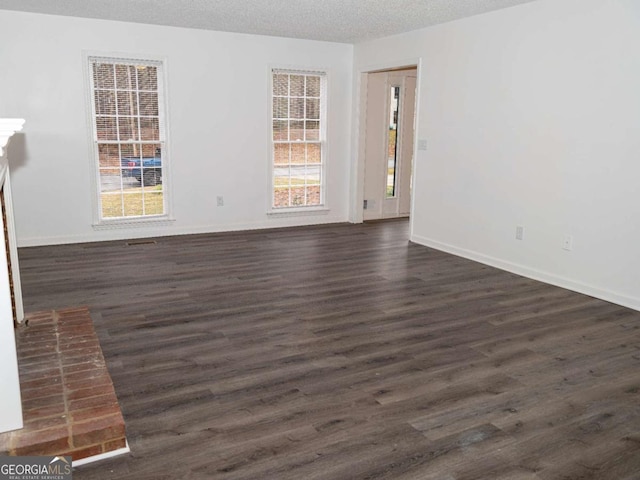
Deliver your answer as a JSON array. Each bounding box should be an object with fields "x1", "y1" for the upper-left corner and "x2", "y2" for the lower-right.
[{"x1": 17, "y1": 219, "x2": 640, "y2": 479}]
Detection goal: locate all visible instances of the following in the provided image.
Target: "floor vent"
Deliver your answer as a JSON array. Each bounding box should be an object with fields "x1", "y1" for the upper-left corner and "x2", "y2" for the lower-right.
[{"x1": 126, "y1": 239, "x2": 157, "y2": 246}]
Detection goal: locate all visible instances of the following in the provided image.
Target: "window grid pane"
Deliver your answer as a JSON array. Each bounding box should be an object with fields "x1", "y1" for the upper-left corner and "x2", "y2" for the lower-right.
[
  {"x1": 91, "y1": 59, "x2": 165, "y2": 220},
  {"x1": 272, "y1": 70, "x2": 325, "y2": 209}
]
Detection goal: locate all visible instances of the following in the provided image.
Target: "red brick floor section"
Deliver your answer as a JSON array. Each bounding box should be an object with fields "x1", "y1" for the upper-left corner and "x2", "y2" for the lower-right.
[{"x1": 0, "y1": 307, "x2": 127, "y2": 461}]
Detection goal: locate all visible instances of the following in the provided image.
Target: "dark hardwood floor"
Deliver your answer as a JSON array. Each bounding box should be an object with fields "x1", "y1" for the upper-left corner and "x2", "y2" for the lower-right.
[{"x1": 18, "y1": 219, "x2": 640, "y2": 479}]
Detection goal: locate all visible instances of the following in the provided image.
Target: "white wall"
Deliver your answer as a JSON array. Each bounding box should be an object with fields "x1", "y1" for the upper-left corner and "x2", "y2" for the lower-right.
[
  {"x1": 354, "y1": 0, "x2": 640, "y2": 311},
  {"x1": 0, "y1": 10, "x2": 353, "y2": 246}
]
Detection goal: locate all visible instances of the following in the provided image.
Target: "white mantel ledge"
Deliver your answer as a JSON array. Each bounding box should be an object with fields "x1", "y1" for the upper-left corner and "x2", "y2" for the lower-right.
[{"x1": 0, "y1": 118, "x2": 25, "y2": 157}]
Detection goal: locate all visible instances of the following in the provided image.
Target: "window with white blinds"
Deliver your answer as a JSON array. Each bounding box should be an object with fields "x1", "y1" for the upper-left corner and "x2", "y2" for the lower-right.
[
  {"x1": 271, "y1": 69, "x2": 326, "y2": 209},
  {"x1": 88, "y1": 56, "x2": 168, "y2": 221}
]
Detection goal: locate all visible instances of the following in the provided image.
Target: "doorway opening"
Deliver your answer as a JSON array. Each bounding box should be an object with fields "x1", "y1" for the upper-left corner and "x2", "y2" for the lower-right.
[{"x1": 361, "y1": 66, "x2": 417, "y2": 222}]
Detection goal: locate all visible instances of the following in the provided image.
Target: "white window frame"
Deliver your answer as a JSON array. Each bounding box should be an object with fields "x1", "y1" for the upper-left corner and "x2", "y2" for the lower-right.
[
  {"x1": 84, "y1": 52, "x2": 173, "y2": 228},
  {"x1": 268, "y1": 67, "x2": 329, "y2": 216}
]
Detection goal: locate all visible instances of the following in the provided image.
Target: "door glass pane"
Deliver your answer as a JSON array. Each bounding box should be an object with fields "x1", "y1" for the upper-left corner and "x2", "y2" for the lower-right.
[{"x1": 387, "y1": 86, "x2": 400, "y2": 198}]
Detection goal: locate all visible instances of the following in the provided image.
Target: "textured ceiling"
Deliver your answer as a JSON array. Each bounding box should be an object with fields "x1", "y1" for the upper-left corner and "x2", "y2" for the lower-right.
[{"x1": 0, "y1": 0, "x2": 539, "y2": 43}]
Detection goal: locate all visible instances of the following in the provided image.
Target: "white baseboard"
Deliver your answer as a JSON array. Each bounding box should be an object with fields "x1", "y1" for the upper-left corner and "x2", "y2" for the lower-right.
[
  {"x1": 73, "y1": 442, "x2": 130, "y2": 468},
  {"x1": 17, "y1": 214, "x2": 348, "y2": 247},
  {"x1": 411, "y1": 234, "x2": 640, "y2": 313}
]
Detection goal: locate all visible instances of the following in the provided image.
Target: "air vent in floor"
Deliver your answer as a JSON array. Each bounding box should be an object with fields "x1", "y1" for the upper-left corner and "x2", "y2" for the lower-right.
[{"x1": 125, "y1": 239, "x2": 157, "y2": 246}]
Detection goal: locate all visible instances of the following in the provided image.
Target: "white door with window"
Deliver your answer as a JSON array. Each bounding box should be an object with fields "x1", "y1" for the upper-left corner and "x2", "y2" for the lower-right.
[{"x1": 363, "y1": 69, "x2": 416, "y2": 220}]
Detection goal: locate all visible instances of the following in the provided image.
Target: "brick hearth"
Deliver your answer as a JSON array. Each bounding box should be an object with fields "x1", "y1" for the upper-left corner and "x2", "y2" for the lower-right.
[{"x1": 0, "y1": 307, "x2": 127, "y2": 461}]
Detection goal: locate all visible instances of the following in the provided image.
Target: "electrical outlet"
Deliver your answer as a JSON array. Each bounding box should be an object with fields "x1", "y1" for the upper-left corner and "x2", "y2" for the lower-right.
[
  {"x1": 418, "y1": 139, "x2": 428, "y2": 151},
  {"x1": 562, "y1": 234, "x2": 573, "y2": 251},
  {"x1": 216, "y1": 196, "x2": 224, "y2": 207},
  {"x1": 363, "y1": 199, "x2": 368, "y2": 209},
  {"x1": 515, "y1": 225, "x2": 524, "y2": 241}
]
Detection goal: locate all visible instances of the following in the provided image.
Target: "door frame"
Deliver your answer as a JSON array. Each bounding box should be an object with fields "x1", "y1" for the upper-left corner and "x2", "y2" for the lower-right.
[{"x1": 351, "y1": 58, "x2": 422, "y2": 231}]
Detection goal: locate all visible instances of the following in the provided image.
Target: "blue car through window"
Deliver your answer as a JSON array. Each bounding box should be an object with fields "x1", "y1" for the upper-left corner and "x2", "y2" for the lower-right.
[{"x1": 121, "y1": 149, "x2": 162, "y2": 186}]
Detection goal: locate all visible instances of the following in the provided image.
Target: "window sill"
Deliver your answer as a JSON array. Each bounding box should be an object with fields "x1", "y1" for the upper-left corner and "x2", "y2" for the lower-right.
[
  {"x1": 267, "y1": 207, "x2": 330, "y2": 218},
  {"x1": 92, "y1": 215, "x2": 175, "y2": 230}
]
